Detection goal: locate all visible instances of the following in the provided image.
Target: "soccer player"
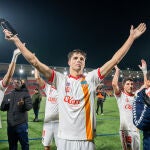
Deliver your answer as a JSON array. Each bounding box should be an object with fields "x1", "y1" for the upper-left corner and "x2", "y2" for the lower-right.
[
  {"x1": 0, "y1": 48, "x2": 21, "y2": 128},
  {"x1": 3, "y1": 23, "x2": 146, "y2": 150},
  {"x1": 112, "y1": 59, "x2": 147, "y2": 150},
  {"x1": 34, "y1": 68, "x2": 58, "y2": 150}
]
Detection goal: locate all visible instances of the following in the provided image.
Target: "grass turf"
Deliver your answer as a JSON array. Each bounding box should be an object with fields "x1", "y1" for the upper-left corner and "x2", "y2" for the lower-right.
[{"x1": 0, "y1": 97, "x2": 143, "y2": 149}]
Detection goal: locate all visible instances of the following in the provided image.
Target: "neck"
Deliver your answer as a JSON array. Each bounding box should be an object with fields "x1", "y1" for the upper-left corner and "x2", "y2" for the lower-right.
[{"x1": 69, "y1": 69, "x2": 83, "y2": 77}]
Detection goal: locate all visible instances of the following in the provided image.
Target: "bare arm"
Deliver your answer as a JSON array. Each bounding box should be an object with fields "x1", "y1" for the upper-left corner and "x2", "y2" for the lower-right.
[
  {"x1": 2, "y1": 48, "x2": 21, "y2": 86},
  {"x1": 138, "y1": 59, "x2": 147, "y2": 85},
  {"x1": 34, "y1": 68, "x2": 45, "y2": 88},
  {"x1": 136, "y1": 59, "x2": 147, "y2": 93},
  {"x1": 100, "y1": 23, "x2": 146, "y2": 77},
  {"x1": 112, "y1": 66, "x2": 121, "y2": 95},
  {"x1": 3, "y1": 30, "x2": 53, "y2": 80}
]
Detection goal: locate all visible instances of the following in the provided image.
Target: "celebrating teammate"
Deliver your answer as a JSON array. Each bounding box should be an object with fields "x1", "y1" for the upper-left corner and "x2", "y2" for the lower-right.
[
  {"x1": 3, "y1": 22, "x2": 146, "y2": 150},
  {"x1": 34, "y1": 68, "x2": 58, "y2": 150},
  {"x1": 0, "y1": 48, "x2": 21, "y2": 128},
  {"x1": 112, "y1": 59, "x2": 147, "y2": 150}
]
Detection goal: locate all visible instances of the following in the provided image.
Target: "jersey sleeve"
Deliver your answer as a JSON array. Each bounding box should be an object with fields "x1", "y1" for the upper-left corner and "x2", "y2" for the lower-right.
[
  {"x1": 133, "y1": 89, "x2": 150, "y2": 130},
  {"x1": 86, "y1": 68, "x2": 104, "y2": 85}
]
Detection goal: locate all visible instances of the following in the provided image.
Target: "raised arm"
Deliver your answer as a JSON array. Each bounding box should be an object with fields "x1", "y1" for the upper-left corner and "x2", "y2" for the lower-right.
[
  {"x1": 135, "y1": 59, "x2": 147, "y2": 93},
  {"x1": 34, "y1": 68, "x2": 45, "y2": 88},
  {"x1": 3, "y1": 29, "x2": 53, "y2": 80},
  {"x1": 112, "y1": 65, "x2": 121, "y2": 95},
  {"x1": 100, "y1": 23, "x2": 146, "y2": 77},
  {"x1": 138, "y1": 59, "x2": 147, "y2": 85},
  {"x1": 2, "y1": 48, "x2": 21, "y2": 86}
]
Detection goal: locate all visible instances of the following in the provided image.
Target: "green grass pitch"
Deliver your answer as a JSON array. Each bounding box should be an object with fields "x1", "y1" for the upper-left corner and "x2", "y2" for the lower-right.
[{"x1": 0, "y1": 97, "x2": 143, "y2": 149}]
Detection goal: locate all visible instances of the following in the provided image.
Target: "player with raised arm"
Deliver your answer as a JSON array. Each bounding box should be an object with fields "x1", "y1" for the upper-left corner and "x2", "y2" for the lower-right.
[
  {"x1": 3, "y1": 23, "x2": 146, "y2": 150},
  {"x1": 0, "y1": 48, "x2": 21, "y2": 128},
  {"x1": 112, "y1": 59, "x2": 147, "y2": 150},
  {"x1": 34, "y1": 68, "x2": 58, "y2": 150}
]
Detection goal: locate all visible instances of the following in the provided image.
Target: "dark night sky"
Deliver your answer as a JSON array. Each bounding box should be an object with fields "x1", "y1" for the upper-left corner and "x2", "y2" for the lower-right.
[{"x1": 0, "y1": 0, "x2": 150, "y2": 70}]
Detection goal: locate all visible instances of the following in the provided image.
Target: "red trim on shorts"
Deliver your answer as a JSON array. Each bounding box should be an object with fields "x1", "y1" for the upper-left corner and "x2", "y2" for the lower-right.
[{"x1": 121, "y1": 131, "x2": 127, "y2": 150}]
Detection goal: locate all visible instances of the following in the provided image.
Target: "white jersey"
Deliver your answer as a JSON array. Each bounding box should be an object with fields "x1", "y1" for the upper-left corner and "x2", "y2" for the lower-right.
[
  {"x1": 41, "y1": 82, "x2": 59, "y2": 122},
  {"x1": 50, "y1": 68, "x2": 103, "y2": 140},
  {"x1": 114, "y1": 91, "x2": 137, "y2": 132},
  {"x1": 0, "y1": 80, "x2": 7, "y2": 128}
]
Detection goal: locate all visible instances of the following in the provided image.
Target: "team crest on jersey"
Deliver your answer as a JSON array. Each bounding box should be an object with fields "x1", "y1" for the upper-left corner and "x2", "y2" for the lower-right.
[{"x1": 65, "y1": 82, "x2": 71, "y2": 92}]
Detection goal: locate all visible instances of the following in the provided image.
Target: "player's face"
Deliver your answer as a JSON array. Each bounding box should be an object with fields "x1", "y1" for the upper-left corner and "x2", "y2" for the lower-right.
[
  {"x1": 123, "y1": 80, "x2": 134, "y2": 94},
  {"x1": 68, "y1": 52, "x2": 85, "y2": 72}
]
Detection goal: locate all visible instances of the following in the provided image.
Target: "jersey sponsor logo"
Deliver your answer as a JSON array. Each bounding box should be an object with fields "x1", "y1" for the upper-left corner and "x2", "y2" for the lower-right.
[
  {"x1": 48, "y1": 97, "x2": 57, "y2": 103},
  {"x1": 64, "y1": 96, "x2": 80, "y2": 105},
  {"x1": 124, "y1": 104, "x2": 132, "y2": 110}
]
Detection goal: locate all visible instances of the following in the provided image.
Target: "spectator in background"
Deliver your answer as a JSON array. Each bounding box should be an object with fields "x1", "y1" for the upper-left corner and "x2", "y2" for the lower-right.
[
  {"x1": 112, "y1": 59, "x2": 147, "y2": 150},
  {"x1": 34, "y1": 68, "x2": 59, "y2": 150},
  {"x1": 96, "y1": 84, "x2": 106, "y2": 115},
  {"x1": 1, "y1": 79, "x2": 32, "y2": 150},
  {"x1": 0, "y1": 48, "x2": 21, "y2": 128},
  {"x1": 32, "y1": 88, "x2": 42, "y2": 122}
]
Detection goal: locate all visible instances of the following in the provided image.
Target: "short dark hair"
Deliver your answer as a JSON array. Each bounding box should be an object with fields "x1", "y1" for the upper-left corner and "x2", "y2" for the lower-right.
[
  {"x1": 96, "y1": 84, "x2": 103, "y2": 90},
  {"x1": 67, "y1": 49, "x2": 87, "y2": 60},
  {"x1": 14, "y1": 79, "x2": 23, "y2": 84},
  {"x1": 34, "y1": 88, "x2": 38, "y2": 91},
  {"x1": 122, "y1": 77, "x2": 134, "y2": 86}
]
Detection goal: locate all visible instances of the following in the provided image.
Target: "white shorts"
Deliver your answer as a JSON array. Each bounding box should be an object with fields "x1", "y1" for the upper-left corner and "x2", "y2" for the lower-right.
[
  {"x1": 57, "y1": 138, "x2": 95, "y2": 150},
  {"x1": 120, "y1": 130, "x2": 140, "y2": 150},
  {"x1": 42, "y1": 121, "x2": 59, "y2": 147}
]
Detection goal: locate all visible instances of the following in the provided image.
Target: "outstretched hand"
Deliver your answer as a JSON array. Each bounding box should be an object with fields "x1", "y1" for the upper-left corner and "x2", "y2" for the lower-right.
[
  {"x1": 138, "y1": 59, "x2": 147, "y2": 74},
  {"x1": 138, "y1": 59, "x2": 147, "y2": 70},
  {"x1": 13, "y1": 48, "x2": 21, "y2": 56},
  {"x1": 3, "y1": 29, "x2": 17, "y2": 41},
  {"x1": 130, "y1": 23, "x2": 146, "y2": 39},
  {"x1": 114, "y1": 65, "x2": 120, "y2": 71}
]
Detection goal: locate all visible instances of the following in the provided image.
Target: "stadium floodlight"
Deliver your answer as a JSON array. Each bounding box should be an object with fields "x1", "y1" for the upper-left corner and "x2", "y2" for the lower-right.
[
  {"x1": 31, "y1": 70, "x2": 34, "y2": 74},
  {"x1": 120, "y1": 74, "x2": 123, "y2": 78},
  {"x1": 19, "y1": 66, "x2": 24, "y2": 74}
]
